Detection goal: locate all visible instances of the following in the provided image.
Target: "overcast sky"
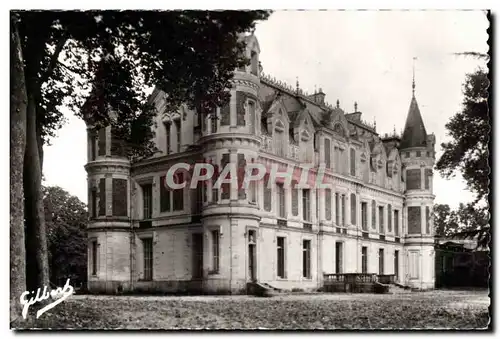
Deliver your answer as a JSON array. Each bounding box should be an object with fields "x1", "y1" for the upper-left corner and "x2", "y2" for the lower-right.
[{"x1": 43, "y1": 10, "x2": 488, "y2": 208}]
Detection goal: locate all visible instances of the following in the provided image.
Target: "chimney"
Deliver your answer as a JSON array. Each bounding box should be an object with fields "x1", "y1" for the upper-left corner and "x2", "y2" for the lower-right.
[{"x1": 310, "y1": 87, "x2": 326, "y2": 105}]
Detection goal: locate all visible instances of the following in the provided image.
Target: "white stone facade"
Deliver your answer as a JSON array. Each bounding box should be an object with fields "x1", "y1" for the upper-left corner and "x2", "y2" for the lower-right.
[{"x1": 85, "y1": 34, "x2": 436, "y2": 294}]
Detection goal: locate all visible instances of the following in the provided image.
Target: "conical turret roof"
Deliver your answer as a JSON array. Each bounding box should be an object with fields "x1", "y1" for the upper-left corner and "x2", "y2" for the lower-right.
[{"x1": 400, "y1": 95, "x2": 428, "y2": 149}]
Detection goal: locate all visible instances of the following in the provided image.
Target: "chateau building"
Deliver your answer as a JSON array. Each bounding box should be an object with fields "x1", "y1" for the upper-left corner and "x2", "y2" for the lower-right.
[{"x1": 85, "y1": 34, "x2": 436, "y2": 294}]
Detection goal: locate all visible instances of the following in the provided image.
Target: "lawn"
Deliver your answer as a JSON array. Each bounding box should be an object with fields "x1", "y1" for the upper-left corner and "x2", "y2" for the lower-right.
[{"x1": 13, "y1": 290, "x2": 490, "y2": 330}]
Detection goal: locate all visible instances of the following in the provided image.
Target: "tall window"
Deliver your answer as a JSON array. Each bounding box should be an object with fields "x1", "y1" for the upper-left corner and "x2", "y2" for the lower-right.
[
  {"x1": 143, "y1": 238, "x2": 153, "y2": 281},
  {"x1": 248, "y1": 101, "x2": 256, "y2": 135},
  {"x1": 378, "y1": 248, "x2": 385, "y2": 274},
  {"x1": 379, "y1": 206, "x2": 384, "y2": 233},
  {"x1": 361, "y1": 202, "x2": 368, "y2": 231},
  {"x1": 335, "y1": 193, "x2": 340, "y2": 225},
  {"x1": 335, "y1": 242, "x2": 343, "y2": 273},
  {"x1": 388, "y1": 204, "x2": 392, "y2": 232},
  {"x1": 302, "y1": 240, "x2": 311, "y2": 278},
  {"x1": 325, "y1": 189, "x2": 332, "y2": 220},
  {"x1": 172, "y1": 173, "x2": 184, "y2": 211},
  {"x1": 195, "y1": 184, "x2": 203, "y2": 214},
  {"x1": 277, "y1": 183, "x2": 286, "y2": 218},
  {"x1": 275, "y1": 130, "x2": 283, "y2": 156},
  {"x1": 341, "y1": 194, "x2": 346, "y2": 226},
  {"x1": 350, "y1": 148, "x2": 356, "y2": 176},
  {"x1": 91, "y1": 240, "x2": 98, "y2": 275},
  {"x1": 324, "y1": 138, "x2": 331, "y2": 168},
  {"x1": 394, "y1": 210, "x2": 400, "y2": 236},
  {"x1": 211, "y1": 230, "x2": 220, "y2": 273},
  {"x1": 112, "y1": 178, "x2": 128, "y2": 217},
  {"x1": 350, "y1": 193, "x2": 357, "y2": 226},
  {"x1": 210, "y1": 110, "x2": 218, "y2": 134},
  {"x1": 91, "y1": 189, "x2": 97, "y2": 218},
  {"x1": 371, "y1": 200, "x2": 376, "y2": 229},
  {"x1": 302, "y1": 189, "x2": 311, "y2": 221},
  {"x1": 263, "y1": 176, "x2": 272, "y2": 212},
  {"x1": 174, "y1": 120, "x2": 181, "y2": 152},
  {"x1": 141, "y1": 183, "x2": 153, "y2": 219},
  {"x1": 164, "y1": 122, "x2": 171, "y2": 155},
  {"x1": 250, "y1": 51, "x2": 258, "y2": 75},
  {"x1": 277, "y1": 237, "x2": 285, "y2": 278},
  {"x1": 90, "y1": 133, "x2": 96, "y2": 161},
  {"x1": 99, "y1": 178, "x2": 106, "y2": 216},
  {"x1": 160, "y1": 176, "x2": 171, "y2": 212},
  {"x1": 292, "y1": 187, "x2": 298, "y2": 216},
  {"x1": 361, "y1": 246, "x2": 368, "y2": 273}
]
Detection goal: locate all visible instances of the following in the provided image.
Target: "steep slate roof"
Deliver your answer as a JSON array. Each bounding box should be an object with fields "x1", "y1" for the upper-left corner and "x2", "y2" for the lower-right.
[{"x1": 400, "y1": 95, "x2": 428, "y2": 149}]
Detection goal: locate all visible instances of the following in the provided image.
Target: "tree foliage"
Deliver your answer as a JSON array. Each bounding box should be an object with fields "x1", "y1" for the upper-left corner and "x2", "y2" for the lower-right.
[
  {"x1": 436, "y1": 68, "x2": 490, "y2": 203},
  {"x1": 435, "y1": 68, "x2": 490, "y2": 248},
  {"x1": 43, "y1": 186, "x2": 87, "y2": 286},
  {"x1": 433, "y1": 202, "x2": 489, "y2": 248}
]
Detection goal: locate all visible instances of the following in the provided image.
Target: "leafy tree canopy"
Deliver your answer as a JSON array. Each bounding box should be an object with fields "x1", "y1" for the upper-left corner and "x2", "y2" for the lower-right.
[
  {"x1": 43, "y1": 186, "x2": 88, "y2": 285},
  {"x1": 436, "y1": 68, "x2": 489, "y2": 204},
  {"x1": 16, "y1": 10, "x2": 270, "y2": 156}
]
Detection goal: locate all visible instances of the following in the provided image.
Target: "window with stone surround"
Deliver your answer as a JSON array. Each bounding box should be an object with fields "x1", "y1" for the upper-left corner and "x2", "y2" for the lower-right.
[
  {"x1": 303, "y1": 189, "x2": 311, "y2": 222},
  {"x1": 172, "y1": 172, "x2": 184, "y2": 211},
  {"x1": 98, "y1": 127, "x2": 106, "y2": 156},
  {"x1": 164, "y1": 122, "x2": 171, "y2": 155},
  {"x1": 341, "y1": 194, "x2": 346, "y2": 226},
  {"x1": 408, "y1": 206, "x2": 422, "y2": 234},
  {"x1": 142, "y1": 238, "x2": 153, "y2": 281},
  {"x1": 361, "y1": 246, "x2": 368, "y2": 273},
  {"x1": 379, "y1": 205, "x2": 385, "y2": 234},
  {"x1": 264, "y1": 176, "x2": 272, "y2": 212},
  {"x1": 277, "y1": 183, "x2": 286, "y2": 218},
  {"x1": 350, "y1": 193, "x2": 357, "y2": 226},
  {"x1": 350, "y1": 148, "x2": 356, "y2": 176},
  {"x1": 325, "y1": 138, "x2": 331, "y2": 168},
  {"x1": 371, "y1": 200, "x2": 376, "y2": 229},
  {"x1": 361, "y1": 202, "x2": 368, "y2": 231},
  {"x1": 91, "y1": 240, "x2": 98, "y2": 276},
  {"x1": 335, "y1": 242, "x2": 343, "y2": 273},
  {"x1": 141, "y1": 183, "x2": 153, "y2": 219},
  {"x1": 211, "y1": 230, "x2": 220, "y2": 274},
  {"x1": 277, "y1": 236, "x2": 286, "y2": 278},
  {"x1": 112, "y1": 178, "x2": 128, "y2": 217},
  {"x1": 387, "y1": 204, "x2": 392, "y2": 232},
  {"x1": 160, "y1": 176, "x2": 171, "y2": 212},
  {"x1": 174, "y1": 120, "x2": 181, "y2": 153},
  {"x1": 302, "y1": 240, "x2": 311, "y2": 279},
  {"x1": 99, "y1": 178, "x2": 106, "y2": 216},
  {"x1": 394, "y1": 209, "x2": 400, "y2": 236},
  {"x1": 335, "y1": 193, "x2": 340, "y2": 225},
  {"x1": 292, "y1": 186, "x2": 299, "y2": 216},
  {"x1": 325, "y1": 189, "x2": 332, "y2": 221}
]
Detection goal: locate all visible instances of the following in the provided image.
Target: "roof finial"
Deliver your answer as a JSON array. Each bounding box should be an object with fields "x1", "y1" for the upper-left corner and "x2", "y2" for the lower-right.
[
  {"x1": 374, "y1": 117, "x2": 377, "y2": 131},
  {"x1": 354, "y1": 101, "x2": 358, "y2": 112},
  {"x1": 412, "y1": 57, "x2": 417, "y2": 97},
  {"x1": 296, "y1": 76, "x2": 299, "y2": 94},
  {"x1": 336, "y1": 99, "x2": 340, "y2": 108},
  {"x1": 314, "y1": 84, "x2": 317, "y2": 95},
  {"x1": 393, "y1": 125, "x2": 397, "y2": 136}
]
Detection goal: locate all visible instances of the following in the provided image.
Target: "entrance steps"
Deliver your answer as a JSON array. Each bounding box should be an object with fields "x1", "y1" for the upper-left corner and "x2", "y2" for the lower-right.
[{"x1": 246, "y1": 282, "x2": 283, "y2": 297}]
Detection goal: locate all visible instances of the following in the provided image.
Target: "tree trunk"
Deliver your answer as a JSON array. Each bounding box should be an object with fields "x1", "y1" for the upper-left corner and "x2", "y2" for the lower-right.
[
  {"x1": 10, "y1": 14, "x2": 27, "y2": 324},
  {"x1": 24, "y1": 91, "x2": 50, "y2": 292}
]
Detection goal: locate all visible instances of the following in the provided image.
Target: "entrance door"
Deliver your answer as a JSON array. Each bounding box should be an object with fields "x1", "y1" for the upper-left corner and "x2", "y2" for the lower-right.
[
  {"x1": 192, "y1": 233, "x2": 203, "y2": 279},
  {"x1": 248, "y1": 230, "x2": 257, "y2": 281},
  {"x1": 394, "y1": 250, "x2": 399, "y2": 282}
]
